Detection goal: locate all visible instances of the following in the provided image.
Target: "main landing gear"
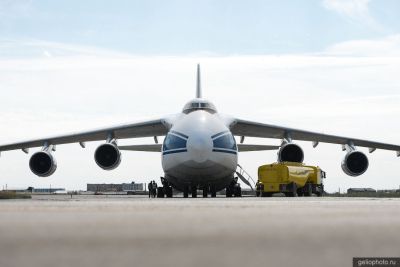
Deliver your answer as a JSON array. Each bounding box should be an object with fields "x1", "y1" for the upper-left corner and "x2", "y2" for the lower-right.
[
  {"x1": 182, "y1": 185, "x2": 198, "y2": 198},
  {"x1": 183, "y1": 185, "x2": 217, "y2": 198},
  {"x1": 202, "y1": 185, "x2": 217, "y2": 198}
]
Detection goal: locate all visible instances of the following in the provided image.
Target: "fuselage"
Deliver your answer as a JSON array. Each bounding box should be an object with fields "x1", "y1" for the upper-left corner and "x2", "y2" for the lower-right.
[{"x1": 161, "y1": 100, "x2": 238, "y2": 191}]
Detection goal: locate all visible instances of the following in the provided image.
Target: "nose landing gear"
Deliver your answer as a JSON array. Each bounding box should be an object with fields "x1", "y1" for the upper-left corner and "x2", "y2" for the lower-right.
[{"x1": 201, "y1": 184, "x2": 217, "y2": 198}]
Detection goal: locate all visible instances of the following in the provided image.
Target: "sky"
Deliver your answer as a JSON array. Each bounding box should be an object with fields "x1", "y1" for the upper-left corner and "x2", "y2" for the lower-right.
[{"x1": 0, "y1": 0, "x2": 400, "y2": 192}]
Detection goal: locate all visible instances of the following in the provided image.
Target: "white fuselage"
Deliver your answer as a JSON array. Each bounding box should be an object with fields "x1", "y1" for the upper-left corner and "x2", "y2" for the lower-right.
[{"x1": 161, "y1": 110, "x2": 238, "y2": 191}]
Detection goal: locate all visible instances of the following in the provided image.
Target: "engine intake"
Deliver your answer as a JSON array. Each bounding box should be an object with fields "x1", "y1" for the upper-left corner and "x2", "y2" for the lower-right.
[
  {"x1": 94, "y1": 143, "x2": 121, "y2": 170},
  {"x1": 29, "y1": 151, "x2": 57, "y2": 177},
  {"x1": 278, "y1": 143, "x2": 304, "y2": 163},
  {"x1": 341, "y1": 151, "x2": 369, "y2": 176}
]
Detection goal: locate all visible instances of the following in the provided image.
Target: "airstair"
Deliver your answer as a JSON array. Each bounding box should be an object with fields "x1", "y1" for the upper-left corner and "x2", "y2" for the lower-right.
[{"x1": 235, "y1": 164, "x2": 257, "y2": 191}]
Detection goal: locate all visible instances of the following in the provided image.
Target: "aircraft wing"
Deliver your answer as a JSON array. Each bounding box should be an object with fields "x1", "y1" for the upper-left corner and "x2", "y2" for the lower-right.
[
  {"x1": 230, "y1": 119, "x2": 400, "y2": 155},
  {"x1": 0, "y1": 119, "x2": 169, "y2": 153},
  {"x1": 118, "y1": 144, "x2": 162, "y2": 152},
  {"x1": 237, "y1": 144, "x2": 280, "y2": 152},
  {"x1": 118, "y1": 144, "x2": 280, "y2": 152}
]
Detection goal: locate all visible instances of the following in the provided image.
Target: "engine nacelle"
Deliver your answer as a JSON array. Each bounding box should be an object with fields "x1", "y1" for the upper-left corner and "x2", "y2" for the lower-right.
[
  {"x1": 341, "y1": 150, "x2": 369, "y2": 176},
  {"x1": 277, "y1": 143, "x2": 304, "y2": 163},
  {"x1": 94, "y1": 143, "x2": 121, "y2": 170},
  {"x1": 29, "y1": 151, "x2": 57, "y2": 177}
]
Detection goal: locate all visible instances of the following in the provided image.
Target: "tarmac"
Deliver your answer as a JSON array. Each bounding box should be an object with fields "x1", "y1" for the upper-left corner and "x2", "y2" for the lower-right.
[{"x1": 0, "y1": 195, "x2": 399, "y2": 267}]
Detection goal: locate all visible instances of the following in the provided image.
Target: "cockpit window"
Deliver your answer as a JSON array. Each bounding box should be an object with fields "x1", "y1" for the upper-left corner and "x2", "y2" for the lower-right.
[
  {"x1": 182, "y1": 99, "x2": 217, "y2": 114},
  {"x1": 163, "y1": 133, "x2": 187, "y2": 151},
  {"x1": 212, "y1": 133, "x2": 237, "y2": 151}
]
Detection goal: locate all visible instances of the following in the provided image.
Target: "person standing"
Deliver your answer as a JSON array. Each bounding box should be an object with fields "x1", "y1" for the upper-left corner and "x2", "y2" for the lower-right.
[
  {"x1": 152, "y1": 180, "x2": 158, "y2": 198},
  {"x1": 148, "y1": 181, "x2": 153, "y2": 198}
]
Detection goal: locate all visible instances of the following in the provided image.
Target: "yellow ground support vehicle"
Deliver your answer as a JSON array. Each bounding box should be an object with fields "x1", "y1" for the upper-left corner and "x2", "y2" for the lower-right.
[{"x1": 256, "y1": 162, "x2": 325, "y2": 197}]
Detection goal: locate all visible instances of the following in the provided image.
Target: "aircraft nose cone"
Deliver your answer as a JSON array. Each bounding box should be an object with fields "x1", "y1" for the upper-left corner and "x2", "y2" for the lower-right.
[{"x1": 187, "y1": 134, "x2": 212, "y2": 163}]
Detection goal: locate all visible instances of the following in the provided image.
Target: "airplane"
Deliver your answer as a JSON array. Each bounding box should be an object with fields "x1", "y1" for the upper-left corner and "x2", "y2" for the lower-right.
[{"x1": 0, "y1": 64, "x2": 399, "y2": 198}]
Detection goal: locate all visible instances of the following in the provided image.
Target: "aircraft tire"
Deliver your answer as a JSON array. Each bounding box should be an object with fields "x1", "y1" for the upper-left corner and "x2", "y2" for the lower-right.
[
  {"x1": 165, "y1": 187, "x2": 173, "y2": 198},
  {"x1": 183, "y1": 186, "x2": 189, "y2": 198},
  {"x1": 202, "y1": 187, "x2": 208, "y2": 198},
  {"x1": 210, "y1": 185, "x2": 217, "y2": 198},
  {"x1": 225, "y1": 187, "x2": 232, "y2": 198},
  {"x1": 191, "y1": 186, "x2": 197, "y2": 198}
]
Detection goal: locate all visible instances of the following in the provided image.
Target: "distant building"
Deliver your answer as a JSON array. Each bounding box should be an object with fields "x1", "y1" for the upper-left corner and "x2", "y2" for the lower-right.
[
  {"x1": 377, "y1": 189, "x2": 399, "y2": 193},
  {"x1": 33, "y1": 188, "x2": 65, "y2": 193},
  {"x1": 87, "y1": 182, "x2": 144, "y2": 192},
  {"x1": 8, "y1": 187, "x2": 66, "y2": 194},
  {"x1": 347, "y1": 188, "x2": 376, "y2": 194}
]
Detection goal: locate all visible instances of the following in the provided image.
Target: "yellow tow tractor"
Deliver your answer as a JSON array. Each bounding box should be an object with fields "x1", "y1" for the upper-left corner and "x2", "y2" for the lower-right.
[{"x1": 256, "y1": 162, "x2": 325, "y2": 197}]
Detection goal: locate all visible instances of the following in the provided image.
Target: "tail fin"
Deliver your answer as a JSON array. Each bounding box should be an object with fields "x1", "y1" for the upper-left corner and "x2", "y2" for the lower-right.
[{"x1": 196, "y1": 64, "x2": 202, "y2": 98}]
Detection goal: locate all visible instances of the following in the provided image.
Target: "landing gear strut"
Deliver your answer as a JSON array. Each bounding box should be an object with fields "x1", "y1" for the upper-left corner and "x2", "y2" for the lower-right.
[
  {"x1": 210, "y1": 185, "x2": 217, "y2": 198},
  {"x1": 191, "y1": 186, "x2": 197, "y2": 198},
  {"x1": 183, "y1": 185, "x2": 189, "y2": 198},
  {"x1": 202, "y1": 186, "x2": 208, "y2": 198}
]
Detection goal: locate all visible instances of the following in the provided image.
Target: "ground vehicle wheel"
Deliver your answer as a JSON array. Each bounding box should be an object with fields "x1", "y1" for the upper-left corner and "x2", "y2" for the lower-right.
[
  {"x1": 157, "y1": 187, "x2": 165, "y2": 198},
  {"x1": 286, "y1": 182, "x2": 298, "y2": 197},
  {"x1": 297, "y1": 189, "x2": 304, "y2": 197},
  {"x1": 303, "y1": 183, "x2": 312, "y2": 197},
  {"x1": 315, "y1": 185, "x2": 324, "y2": 197}
]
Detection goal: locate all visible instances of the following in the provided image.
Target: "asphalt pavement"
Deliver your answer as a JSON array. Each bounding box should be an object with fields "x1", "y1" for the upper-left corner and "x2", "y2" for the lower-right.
[{"x1": 0, "y1": 195, "x2": 399, "y2": 267}]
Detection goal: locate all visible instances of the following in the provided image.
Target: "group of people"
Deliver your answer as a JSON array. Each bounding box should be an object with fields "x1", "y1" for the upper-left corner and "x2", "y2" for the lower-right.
[{"x1": 147, "y1": 180, "x2": 158, "y2": 198}]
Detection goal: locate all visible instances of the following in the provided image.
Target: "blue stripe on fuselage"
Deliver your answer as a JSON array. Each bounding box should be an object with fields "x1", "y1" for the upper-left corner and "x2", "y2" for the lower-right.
[
  {"x1": 211, "y1": 131, "x2": 229, "y2": 139},
  {"x1": 170, "y1": 130, "x2": 189, "y2": 139},
  {"x1": 163, "y1": 149, "x2": 188, "y2": 155},
  {"x1": 212, "y1": 149, "x2": 237, "y2": 155}
]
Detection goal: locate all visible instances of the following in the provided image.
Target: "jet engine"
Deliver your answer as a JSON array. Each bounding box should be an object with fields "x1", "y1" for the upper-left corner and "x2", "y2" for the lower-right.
[
  {"x1": 341, "y1": 150, "x2": 369, "y2": 176},
  {"x1": 94, "y1": 142, "x2": 121, "y2": 170},
  {"x1": 29, "y1": 151, "x2": 57, "y2": 177},
  {"x1": 277, "y1": 143, "x2": 304, "y2": 163}
]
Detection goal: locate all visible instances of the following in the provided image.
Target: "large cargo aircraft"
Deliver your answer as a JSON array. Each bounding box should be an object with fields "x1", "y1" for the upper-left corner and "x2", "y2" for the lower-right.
[{"x1": 0, "y1": 65, "x2": 399, "y2": 197}]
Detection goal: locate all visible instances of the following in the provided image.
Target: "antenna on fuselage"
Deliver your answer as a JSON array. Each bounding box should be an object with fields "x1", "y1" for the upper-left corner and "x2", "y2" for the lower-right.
[{"x1": 196, "y1": 64, "x2": 202, "y2": 98}]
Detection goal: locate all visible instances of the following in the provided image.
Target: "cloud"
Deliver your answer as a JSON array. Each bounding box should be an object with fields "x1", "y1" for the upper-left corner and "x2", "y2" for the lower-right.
[
  {"x1": 0, "y1": 39, "x2": 127, "y2": 59},
  {"x1": 322, "y1": 0, "x2": 381, "y2": 30},
  {"x1": 324, "y1": 34, "x2": 400, "y2": 56}
]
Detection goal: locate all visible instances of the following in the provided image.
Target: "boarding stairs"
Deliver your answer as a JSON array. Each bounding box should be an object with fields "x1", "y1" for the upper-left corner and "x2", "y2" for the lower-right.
[{"x1": 236, "y1": 164, "x2": 257, "y2": 191}]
